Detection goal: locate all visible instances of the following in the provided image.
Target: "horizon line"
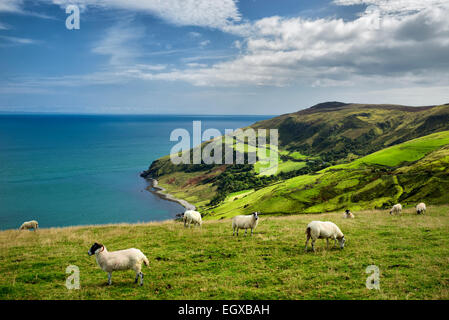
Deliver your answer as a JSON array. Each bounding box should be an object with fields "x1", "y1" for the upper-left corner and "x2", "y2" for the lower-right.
[{"x1": 0, "y1": 111, "x2": 278, "y2": 117}]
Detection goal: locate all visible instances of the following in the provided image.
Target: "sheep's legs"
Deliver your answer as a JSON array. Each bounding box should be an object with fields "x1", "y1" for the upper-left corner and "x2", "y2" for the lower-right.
[
  {"x1": 251, "y1": 228, "x2": 254, "y2": 236},
  {"x1": 311, "y1": 239, "x2": 316, "y2": 252},
  {"x1": 326, "y1": 239, "x2": 329, "y2": 249},
  {"x1": 135, "y1": 272, "x2": 144, "y2": 286},
  {"x1": 305, "y1": 235, "x2": 310, "y2": 252},
  {"x1": 244, "y1": 229, "x2": 247, "y2": 236},
  {"x1": 334, "y1": 239, "x2": 337, "y2": 248},
  {"x1": 108, "y1": 273, "x2": 112, "y2": 285}
]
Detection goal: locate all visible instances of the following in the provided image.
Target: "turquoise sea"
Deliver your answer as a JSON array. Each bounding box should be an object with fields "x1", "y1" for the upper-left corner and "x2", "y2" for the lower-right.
[{"x1": 0, "y1": 114, "x2": 270, "y2": 230}]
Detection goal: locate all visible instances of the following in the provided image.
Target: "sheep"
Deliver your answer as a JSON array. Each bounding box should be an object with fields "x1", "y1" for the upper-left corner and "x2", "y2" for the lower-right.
[
  {"x1": 232, "y1": 212, "x2": 259, "y2": 236},
  {"x1": 343, "y1": 209, "x2": 354, "y2": 219},
  {"x1": 305, "y1": 221, "x2": 346, "y2": 252},
  {"x1": 416, "y1": 202, "x2": 426, "y2": 215},
  {"x1": 19, "y1": 220, "x2": 38, "y2": 231},
  {"x1": 183, "y1": 210, "x2": 202, "y2": 228},
  {"x1": 390, "y1": 203, "x2": 402, "y2": 215},
  {"x1": 88, "y1": 243, "x2": 149, "y2": 286}
]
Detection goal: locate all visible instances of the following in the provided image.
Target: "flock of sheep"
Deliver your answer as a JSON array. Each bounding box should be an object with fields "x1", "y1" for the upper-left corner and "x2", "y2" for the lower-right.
[{"x1": 17, "y1": 202, "x2": 427, "y2": 286}]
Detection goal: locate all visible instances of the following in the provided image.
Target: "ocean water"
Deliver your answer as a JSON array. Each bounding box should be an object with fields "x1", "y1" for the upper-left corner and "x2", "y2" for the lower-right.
[{"x1": 0, "y1": 114, "x2": 270, "y2": 230}]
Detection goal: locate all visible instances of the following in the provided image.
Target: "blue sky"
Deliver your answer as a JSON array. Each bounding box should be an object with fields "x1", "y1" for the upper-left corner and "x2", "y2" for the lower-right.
[{"x1": 1, "y1": 0, "x2": 449, "y2": 114}]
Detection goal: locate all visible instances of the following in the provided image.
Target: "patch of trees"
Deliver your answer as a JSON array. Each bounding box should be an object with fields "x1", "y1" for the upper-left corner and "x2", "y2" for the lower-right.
[{"x1": 208, "y1": 161, "x2": 330, "y2": 206}]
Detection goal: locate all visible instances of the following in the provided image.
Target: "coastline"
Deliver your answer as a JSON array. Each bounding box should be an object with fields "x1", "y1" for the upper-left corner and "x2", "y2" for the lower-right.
[{"x1": 145, "y1": 177, "x2": 196, "y2": 211}]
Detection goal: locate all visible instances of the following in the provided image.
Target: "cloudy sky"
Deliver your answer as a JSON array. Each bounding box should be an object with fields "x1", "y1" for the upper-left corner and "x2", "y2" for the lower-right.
[{"x1": 0, "y1": 0, "x2": 448, "y2": 114}]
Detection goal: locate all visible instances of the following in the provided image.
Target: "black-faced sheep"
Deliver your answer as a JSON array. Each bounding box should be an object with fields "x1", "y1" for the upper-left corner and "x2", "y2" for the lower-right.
[
  {"x1": 343, "y1": 209, "x2": 354, "y2": 219},
  {"x1": 416, "y1": 203, "x2": 426, "y2": 215},
  {"x1": 88, "y1": 243, "x2": 149, "y2": 286},
  {"x1": 390, "y1": 204, "x2": 402, "y2": 215}
]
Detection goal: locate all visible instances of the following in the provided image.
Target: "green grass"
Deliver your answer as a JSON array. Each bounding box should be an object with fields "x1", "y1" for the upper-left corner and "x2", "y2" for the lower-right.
[
  {"x1": 203, "y1": 131, "x2": 449, "y2": 217},
  {"x1": 1, "y1": 206, "x2": 449, "y2": 300},
  {"x1": 345, "y1": 130, "x2": 449, "y2": 168},
  {"x1": 225, "y1": 189, "x2": 255, "y2": 202},
  {"x1": 254, "y1": 159, "x2": 307, "y2": 176}
]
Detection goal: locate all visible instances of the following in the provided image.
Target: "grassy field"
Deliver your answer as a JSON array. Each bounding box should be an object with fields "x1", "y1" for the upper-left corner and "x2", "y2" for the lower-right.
[
  {"x1": 1, "y1": 205, "x2": 449, "y2": 300},
  {"x1": 339, "y1": 130, "x2": 449, "y2": 168}
]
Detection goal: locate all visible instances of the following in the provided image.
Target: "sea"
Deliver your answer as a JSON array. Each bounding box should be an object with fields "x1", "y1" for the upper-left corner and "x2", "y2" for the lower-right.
[{"x1": 0, "y1": 114, "x2": 271, "y2": 230}]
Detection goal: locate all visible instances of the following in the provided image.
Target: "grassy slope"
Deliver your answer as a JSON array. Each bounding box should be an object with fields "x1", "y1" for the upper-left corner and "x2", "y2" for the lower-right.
[
  {"x1": 205, "y1": 131, "x2": 449, "y2": 218},
  {"x1": 145, "y1": 103, "x2": 449, "y2": 218},
  {"x1": 344, "y1": 130, "x2": 449, "y2": 167},
  {"x1": 253, "y1": 103, "x2": 449, "y2": 158},
  {"x1": 1, "y1": 206, "x2": 448, "y2": 300}
]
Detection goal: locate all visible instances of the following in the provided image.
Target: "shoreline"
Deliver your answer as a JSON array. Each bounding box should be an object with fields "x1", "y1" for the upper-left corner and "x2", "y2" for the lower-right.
[{"x1": 145, "y1": 178, "x2": 196, "y2": 211}]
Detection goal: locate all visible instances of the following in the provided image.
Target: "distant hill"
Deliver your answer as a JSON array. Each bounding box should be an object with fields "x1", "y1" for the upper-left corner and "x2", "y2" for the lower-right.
[
  {"x1": 142, "y1": 102, "x2": 449, "y2": 217},
  {"x1": 252, "y1": 102, "x2": 449, "y2": 161}
]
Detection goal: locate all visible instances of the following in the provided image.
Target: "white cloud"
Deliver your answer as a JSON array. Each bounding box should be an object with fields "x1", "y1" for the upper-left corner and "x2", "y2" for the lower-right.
[
  {"x1": 334, "y1": 0, "x2": 448, "y2": 15},
  {"x1": 0, "y1": 35, "x2": 40, "y2": 45},
  {"x1": 50, "y1": 0, "x2": 241, "y2": 30},
  {"x1": 0, "y1": 0, "x2": 55, "y2": 18},
  {"x1": 129, "y1": 1, "x2": 449, "y2": 88},
  {"x1": 199, "y1": 40, "x2": 210, "y2": 47},
  {"x1": 0, "y1": 0, "x2": 23, "y2": 13},
  {"x1": 4, "y1": 0, "x2": 449, "y2": 96},
  {"x1": 92, "y1": 21, "x2": 145, "y2": 65},
  {"x1": 186, "y1": 63, "x2": 208, "y2": 68},
  {"x1": 188, "y1": 31, "x2": 202, "y2": 38},
  {"x1": 0, "y1": 21, "x2": 9, "y2": 29},
  {"x1": 2, "y1": 1, "x2": 241, "y2": 29}
]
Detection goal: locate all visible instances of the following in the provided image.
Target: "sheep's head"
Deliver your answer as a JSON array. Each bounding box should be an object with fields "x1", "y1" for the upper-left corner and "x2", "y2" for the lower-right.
[
  {"x1": 339, "y1": 236, "x2": 346, "y2": 249},
  {"x1": 253, "y1": 212, "x2": 259, "y2": 220},
  {"x1": 88, "y1": 242, "x2": 103, "y2": 256}
]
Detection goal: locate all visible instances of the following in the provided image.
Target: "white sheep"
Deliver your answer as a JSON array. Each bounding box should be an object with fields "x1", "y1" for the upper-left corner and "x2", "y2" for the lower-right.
[
  {"x1": 305, "y1": 221, "x2": 346, "y2": 252},
  {"x1": 343, "y1": 209, "x2": 354, "y2": 219},
  {"x1": 88, "y1": 243, "x2": 149, "y2": 286},
  {"x1": 390, "y1": 203, "x2": 402, "y2": 215},
  {"x1": 19, "y1": 220, "x2": 38, "y2": 231},
  {"x1": 416, "y1": 202, "x2": 426, "y2": 215},
  {"x1": 232, "y1": 212, "x2": 259, "y2": 236},
  {"x1": 183, "y1": 210, "x2": 202, "y2": 228}
]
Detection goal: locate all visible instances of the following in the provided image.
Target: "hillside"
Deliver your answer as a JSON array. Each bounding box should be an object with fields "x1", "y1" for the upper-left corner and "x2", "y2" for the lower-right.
[
  {"x1": 206, "y1": 131, "x2": 449, "y2": 218},
  {"x1": 253, "y1": 102, "x2": 449, "y2": 160},
  {"x1": 1, "y1": 206, "x2": 449, "y2": 300},
  {"x1": 141, "y1": 102, "x2": 449, "y2": 217}
]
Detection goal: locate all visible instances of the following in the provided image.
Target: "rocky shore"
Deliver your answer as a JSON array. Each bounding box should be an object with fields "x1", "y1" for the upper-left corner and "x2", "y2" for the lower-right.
[{"x1": 143, "y1": 176, "x2": 196, "y2": 212}]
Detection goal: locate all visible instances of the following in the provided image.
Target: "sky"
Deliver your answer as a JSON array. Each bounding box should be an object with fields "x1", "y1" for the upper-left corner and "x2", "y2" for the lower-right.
[{"x1": 0, "y1": 0, "x2": 448, "y2": 115}]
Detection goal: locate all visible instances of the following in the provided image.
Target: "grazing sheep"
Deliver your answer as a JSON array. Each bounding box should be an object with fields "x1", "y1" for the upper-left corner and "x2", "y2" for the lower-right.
[
  {"x1": 416, "y1": 202, "x2": 427, "y2": 215},
  {"x1": 343, "y1": 209, "x2": 354, "y2": 219},
  {"x1": 390, "y1": 203, "x2": 402, "y2": 215},
  {"x1": 183, "y1": 210, "x2": 202, "y2": 228},
  {"x1": 305, "y1": 221, "x2": 346, "y2": 252},
  {"x1": 19, "y1": 220, "x2": 38, "y2": 231},
  {"x1": 88, "y1": 243, "x2": 149, "y2": 286},
  {"x1": 232, "y1": 212, "x2": 259, "y2": 236}
]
